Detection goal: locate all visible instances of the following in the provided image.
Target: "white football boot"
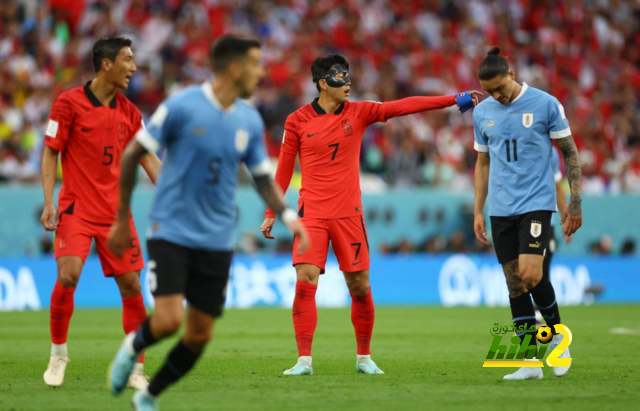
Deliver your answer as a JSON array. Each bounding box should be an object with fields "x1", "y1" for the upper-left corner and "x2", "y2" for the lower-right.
[
  {"x1": 503, "y1": 358, "x2": 543, "y2": 380},
  {"x1": 548, "y1": 333, "x2": 572, "y2": 377},
  {"x1": 44, "y1": 356, "x2": 70, "y2": 387}
]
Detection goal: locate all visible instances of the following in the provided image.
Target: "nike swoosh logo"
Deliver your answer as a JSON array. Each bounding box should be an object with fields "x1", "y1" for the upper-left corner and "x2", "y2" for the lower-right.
[
  {"x1": 81, "y1": 127, "x2": 92, "y2": 132},
  {"x1": 307, "y1": 133, "x2": 318, "y2": 138},
  {"x1": 130, "y1": 259, "x2": 140, "y2": 265},
  {"x1": 352, "y1": 261, "x2": 361, "y2": 266}
]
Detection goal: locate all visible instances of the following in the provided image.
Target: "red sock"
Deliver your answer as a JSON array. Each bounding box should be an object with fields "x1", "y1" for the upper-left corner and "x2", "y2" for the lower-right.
[
  {"x1": 292, "y1": 281, "x2": 318, "y2": 357},
  {"x1": 50, "y1": 281, "x2": 76, "y2": 345},
  {"x1": 351, "y1": 287, "x2": 375, "y2": 355},
  {"x1": 122, "y1": 294, "x2": 148, "y2": 363}
]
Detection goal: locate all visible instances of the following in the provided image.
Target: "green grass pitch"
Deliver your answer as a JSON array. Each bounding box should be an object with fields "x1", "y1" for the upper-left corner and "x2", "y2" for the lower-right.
[{"x1": 1, "y1": 305, "x2": 639, "y2": 411}]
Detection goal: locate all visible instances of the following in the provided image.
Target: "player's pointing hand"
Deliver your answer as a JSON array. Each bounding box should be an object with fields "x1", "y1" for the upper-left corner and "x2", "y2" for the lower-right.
[
  {"x1": 455, "y1": 90, "x2": 483, "y2": 112},
  {"x1": 468, "y1": 90, "x2": 483, "y2": 106}
]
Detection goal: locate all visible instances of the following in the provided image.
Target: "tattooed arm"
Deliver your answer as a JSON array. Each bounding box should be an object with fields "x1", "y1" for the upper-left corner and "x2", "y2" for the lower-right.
[{"x1": 555, "y1": 135, "x2": 583, "y2": 236}]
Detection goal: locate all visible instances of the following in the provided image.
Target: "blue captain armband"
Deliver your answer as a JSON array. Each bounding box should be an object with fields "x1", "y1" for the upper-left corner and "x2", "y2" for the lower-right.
[{"x1": 455, "y1": 92, "x2": 474, "y2": 113}]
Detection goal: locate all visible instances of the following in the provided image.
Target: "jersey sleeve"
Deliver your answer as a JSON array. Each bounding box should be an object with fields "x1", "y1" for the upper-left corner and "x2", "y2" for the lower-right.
[
  {"x1": 548, "y1": 97, "x2": 571, "y2": 139},
  {"x1": 280, "y1": 116, "x2": 300, "y2": 156},
  {"x1": 44, "y1": 96, "x2": 74, "y2": 152},
  {"x1": 135, "y1": 102, "x2": 176, "y2": 152},
  {"x1": 473, "y1": 109, "x2": 488, "y2": 152},
  {"x1": 354, "y1": 101, "x2": 387, "y2": 126},
  {"x1": 243, "y1": 117, "x2": 271, "y2": 177}
]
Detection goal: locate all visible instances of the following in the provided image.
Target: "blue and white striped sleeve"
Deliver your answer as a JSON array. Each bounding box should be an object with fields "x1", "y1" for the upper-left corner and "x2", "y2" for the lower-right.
[
  {"x1": 548, "y1": 97, "x2": 571, "y2": 139},
  {"x1": 243, "y1": 117, "x2": 271, "y2": 177},
  {"x1": 473, "y1": 109, "x2": 488, "y2": 152},
  {"x1": 135, "y1": 102, "x2": 176, "y2": 152}
]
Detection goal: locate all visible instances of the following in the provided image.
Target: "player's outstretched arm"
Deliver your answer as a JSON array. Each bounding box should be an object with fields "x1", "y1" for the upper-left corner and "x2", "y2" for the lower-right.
[
  {"x1": 474, "y1": 152, "x2": 490, "y2": 245},
  {"x1": 254, "y1": 174, "x2": 309, "y2": 253},
  {"x1": 108, "y1": 140, "x2": 148, "y2": 257},
  {"x1": 139, "y1": 151, "x2": 162, "y2": 184},
  {"x1": 556, "y1": 135, "x2": 583, "y2": 237},
  {"x1": 381, "y1": 91, "x2": 482, "y2": 120},
  {"x1": 40, "y1": 145, "x2": 59, "y2": 231}
]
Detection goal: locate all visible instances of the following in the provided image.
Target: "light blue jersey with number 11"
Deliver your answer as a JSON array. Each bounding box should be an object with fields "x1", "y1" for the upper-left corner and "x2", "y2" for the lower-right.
[
  {"x1": 473, "y1": 82, "x2": 571, "y2": 217},
  {"x1": 135, "y1": 82, "x2": 271, "y2": 251}
]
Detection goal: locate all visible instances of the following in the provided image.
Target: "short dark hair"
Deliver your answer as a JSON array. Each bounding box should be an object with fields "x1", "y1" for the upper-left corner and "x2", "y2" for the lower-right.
[
  {"x1": 478, "y1": 47, "x2": 510, "y2": 81},
  {"x1": 209, "y1": 35, "x2": 261, "y2": 73},
  {"x1": 92, "y1": 37, "x2": 133, "y2": 73},
  {"x1": 311, "y1": 54, "x2": 349, "y2": 92}
]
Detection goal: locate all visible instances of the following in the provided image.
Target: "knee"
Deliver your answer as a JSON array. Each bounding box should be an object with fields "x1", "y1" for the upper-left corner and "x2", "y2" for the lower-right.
[
  {"x1": 519, "y1": 265, "x2": 542, "y2": 290},
  {"x1": 296, "y1": 265, "x2": 320, "y2": 284},
  {"x1": 58, "y1": 266, "x2": 81, "y2": 288},
  {"x1": 348, "y1": 281, "x2": 370, "y2": 297},
  {"x1": 155, "y1": 314, "x2": 183, "y2": 336},
  {"x1": 118, "y1": 276, "x2": 142, "y2": 297}
]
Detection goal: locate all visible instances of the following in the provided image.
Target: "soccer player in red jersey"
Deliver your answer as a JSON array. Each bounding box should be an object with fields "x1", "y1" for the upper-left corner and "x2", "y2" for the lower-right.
[
  {"x1": 40, "y1": 37, "x2": 161, "y2": 388},
  {"x1": 260, "y1": 54, "x2": 481, "y2": 375}
]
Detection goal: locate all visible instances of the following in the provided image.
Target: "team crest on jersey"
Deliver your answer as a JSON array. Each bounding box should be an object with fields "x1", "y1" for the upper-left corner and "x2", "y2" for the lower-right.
[
  {"x1": 522, "y1": 112, "x2": 534, "y2": 128},
  {"x1": 117, "y1": 123, "x2": 127, "y2": 139},
  {"x1": 342, "y1": 120, "x2": 353, "y2": 136},
  {"x1": 235, "y1": 129, "x2": 249, "y2": 152},
  {"x1": 530, "y1": 221, "x2": 542, "y2": 238}
]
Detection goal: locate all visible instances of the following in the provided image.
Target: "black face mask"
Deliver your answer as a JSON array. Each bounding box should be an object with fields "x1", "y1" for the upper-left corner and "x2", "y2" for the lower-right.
[{"x1": 319, "y1": 64, "x2": 351, "y2": 88}]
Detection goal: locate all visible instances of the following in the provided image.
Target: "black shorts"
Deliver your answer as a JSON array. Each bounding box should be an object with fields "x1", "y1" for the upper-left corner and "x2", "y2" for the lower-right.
[
  {"x1": 147, "y1": 239, "x2": 232, "y2": 317},
  {"x1": 490, "y1": 210, "x2": 552, "y2": 265}
]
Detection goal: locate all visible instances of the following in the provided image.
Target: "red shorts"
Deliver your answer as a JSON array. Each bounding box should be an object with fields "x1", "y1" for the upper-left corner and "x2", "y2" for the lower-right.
[
  {"x1": 54, "y1": 213, "x2": 145, "y2": 277},
  {"x1": 292, "y1": 216, "x2": 370, "y2": 273}
]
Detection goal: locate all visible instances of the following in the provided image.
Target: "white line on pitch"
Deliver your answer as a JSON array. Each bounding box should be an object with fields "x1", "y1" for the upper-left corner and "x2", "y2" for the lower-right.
[{"x1": 610, "y1": 328, "x2": 640, "y2": 335}]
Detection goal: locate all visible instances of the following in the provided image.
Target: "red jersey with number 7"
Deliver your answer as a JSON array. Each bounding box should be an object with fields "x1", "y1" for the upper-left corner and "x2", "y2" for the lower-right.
[
  {"x1": 44, "y1": 82, "x2": 143, "y2": 224},
  {"x1": 278, "y1": 96, "x2": 456, "y2": 219}
]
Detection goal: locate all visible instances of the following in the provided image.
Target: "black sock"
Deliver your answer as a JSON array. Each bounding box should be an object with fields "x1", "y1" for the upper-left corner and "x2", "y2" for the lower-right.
[
  {"x1": 148, "y1": 340, "x2": 202, "y2": 397},
  {"x1": 530, "y1": 276, "x2": 561, "y2": 328},
  {"x1": 509, "y1": 292, "x2": 537, "y2": 357},
  {"x1": 133, "y1": 317, "x2": 158, "y2": 353}
]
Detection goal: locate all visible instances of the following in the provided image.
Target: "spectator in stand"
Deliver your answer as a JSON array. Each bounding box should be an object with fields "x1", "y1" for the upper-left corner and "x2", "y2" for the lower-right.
[{"x1": 0, "y1": 0, "x2": 637, "y2": 195}]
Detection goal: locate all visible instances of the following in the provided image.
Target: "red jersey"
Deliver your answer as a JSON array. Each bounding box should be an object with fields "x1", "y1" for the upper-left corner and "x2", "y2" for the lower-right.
[
  {"x1": 270, "y1": 96, "x2": 456, "y2": 219},
  {"x1": 44, "y1": 82, "x2": 143, "y2": 224}
]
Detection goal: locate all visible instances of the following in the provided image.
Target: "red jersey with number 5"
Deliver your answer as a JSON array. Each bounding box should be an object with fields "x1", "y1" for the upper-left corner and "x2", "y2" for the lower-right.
[
  {"x1": 281, "y1": 99, "x2": 389, "y2": 219},
  {"x1": 44, "y1": 82, "x2": 143, "y2": 224}
]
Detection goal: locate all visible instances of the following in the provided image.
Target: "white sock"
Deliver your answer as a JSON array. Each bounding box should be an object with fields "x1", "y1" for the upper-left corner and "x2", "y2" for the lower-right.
[
  {"x1": 133, "y1": 362, "x2": 144, "y2": 373},
  {"x1": 298, "y1": 356, "x2": 312, "y2": 366},
  {"x1": 51, "y1": 343, "x2": 68, "y2": 358},
  {"x1": 357, "y1": 354, "x2": 371, "y2": 362}
]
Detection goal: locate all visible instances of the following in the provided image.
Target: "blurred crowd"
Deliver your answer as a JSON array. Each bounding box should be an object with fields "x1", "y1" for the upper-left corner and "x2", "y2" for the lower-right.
[{"x1": 1, "y1": 0, "x2": 639, "y2": 193}]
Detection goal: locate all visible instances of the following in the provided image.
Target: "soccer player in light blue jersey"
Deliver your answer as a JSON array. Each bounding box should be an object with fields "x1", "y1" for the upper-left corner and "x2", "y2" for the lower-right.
[
  {"x1": 472, "y1": 47, "x2": 583, "y2": 381},
  {"x1": 105, "y1": 36, "x2": 309, "y2": 411},
  {"x1": 536, "y1": 148, "x2": 570, "y2": 325}
]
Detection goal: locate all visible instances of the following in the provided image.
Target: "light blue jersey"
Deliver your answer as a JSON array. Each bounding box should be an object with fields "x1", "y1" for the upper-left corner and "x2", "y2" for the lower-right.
[
  {"x1": 473, "y1": 82, "x2": 571, "y2": 217},
  {"x1": 136, "y1": 82, "x2": 271, "y2": 251}
]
